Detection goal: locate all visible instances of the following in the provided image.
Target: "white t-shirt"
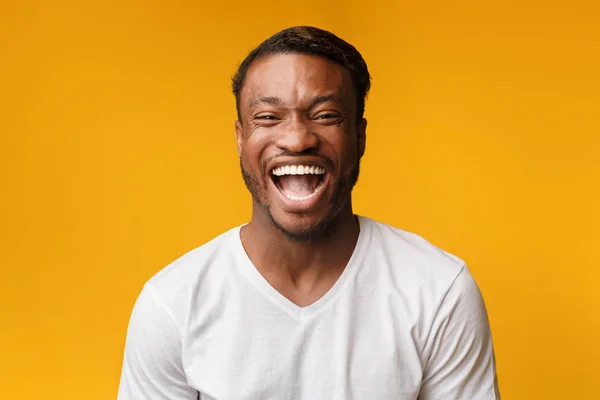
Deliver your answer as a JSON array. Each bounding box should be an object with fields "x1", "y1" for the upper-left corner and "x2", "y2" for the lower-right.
[{"x1": 118, "y1": 216, "x2": 500, "y2": 399}]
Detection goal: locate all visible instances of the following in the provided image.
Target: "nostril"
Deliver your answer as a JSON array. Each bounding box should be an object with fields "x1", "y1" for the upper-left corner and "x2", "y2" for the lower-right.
[{"x1": 276, "y1": 128, "x2": 319, "y2": 152}]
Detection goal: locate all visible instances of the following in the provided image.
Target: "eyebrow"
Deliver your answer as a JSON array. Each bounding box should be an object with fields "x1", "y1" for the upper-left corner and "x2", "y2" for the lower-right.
[
  {"x1": 248, "y1": 94, "x2": 343, "y2": 109},
  {"x1": 308, "y1": 94, "x2": 342, "y2": 109},
  {"x1": 249, "y1": 96, "x2": 283, "y2": 108}
]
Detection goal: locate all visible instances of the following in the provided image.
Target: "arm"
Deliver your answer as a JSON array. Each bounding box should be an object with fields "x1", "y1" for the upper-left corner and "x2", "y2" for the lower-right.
[
  {"x1": 418, "y1": 266, "x2": 500, "y2": 399},
  {"x1": 118, "y1": 283, "x2": 198, "y2": 399}
]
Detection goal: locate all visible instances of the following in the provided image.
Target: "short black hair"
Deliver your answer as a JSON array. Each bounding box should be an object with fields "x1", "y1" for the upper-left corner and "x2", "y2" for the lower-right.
[{"x1": 232, "y1": 26, "x2": 371, "y2": 122}]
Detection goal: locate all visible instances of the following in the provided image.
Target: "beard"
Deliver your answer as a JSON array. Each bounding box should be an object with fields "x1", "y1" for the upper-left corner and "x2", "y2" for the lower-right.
[{"x1": 240, "y1": 156, "x2": 360, "y2": 242}]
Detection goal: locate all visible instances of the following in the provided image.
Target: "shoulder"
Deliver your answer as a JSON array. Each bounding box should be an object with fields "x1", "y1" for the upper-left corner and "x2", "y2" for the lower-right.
[
  {"x1": 359, "y1": 217, "x2": 481, "y2": 331},
  {"x1": 362, "y1": 216, "x2": 466, "y2": 288},
  {"x1": 360, "y1": 217, "x2": 494, "y2": 370},
  {"x1": 144, "y1": 226, "x2": 241, "y2": 321}
]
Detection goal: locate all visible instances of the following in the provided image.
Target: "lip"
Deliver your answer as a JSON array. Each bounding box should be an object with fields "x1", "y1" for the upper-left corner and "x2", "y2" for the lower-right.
[{"x1": 268, "y1": 168, "x2": 330, "y2": 212}]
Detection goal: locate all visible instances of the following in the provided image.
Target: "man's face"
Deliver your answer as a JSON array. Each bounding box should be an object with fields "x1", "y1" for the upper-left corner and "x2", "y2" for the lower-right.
[{"x1": 236, "y1": 53, "x2": 366, "y2": 241}]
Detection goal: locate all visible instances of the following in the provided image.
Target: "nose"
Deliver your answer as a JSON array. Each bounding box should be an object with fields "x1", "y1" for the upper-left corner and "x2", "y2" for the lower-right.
[{"x1": 275, "y1": 117, "x2": 319, "y2": 153}]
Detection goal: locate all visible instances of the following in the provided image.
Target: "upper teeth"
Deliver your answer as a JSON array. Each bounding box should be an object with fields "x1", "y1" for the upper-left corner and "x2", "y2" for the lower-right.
[{"x1": 271, "y1": 165, "x2": 326, "y2": 176}]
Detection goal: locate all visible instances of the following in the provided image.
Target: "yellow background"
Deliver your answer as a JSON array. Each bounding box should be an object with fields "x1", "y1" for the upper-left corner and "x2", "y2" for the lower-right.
[{"x1": 1, "y1": 0, "x2": 598, "y2": 398}]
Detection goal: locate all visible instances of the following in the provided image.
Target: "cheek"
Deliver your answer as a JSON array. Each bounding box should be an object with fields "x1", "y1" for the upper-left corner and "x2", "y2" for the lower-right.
[
  {"x1": 333, "y1": 135, "x2": 359, "y2": 168},
  {"x1": 241, "y1": 136, "x2": 264, "y2": 163},
  {"x1": 319, "y1": 126, "x2": 356, "y2": 154},
  {"x1": 241, "y1": 135, "x2": 273, "y2": 177}
]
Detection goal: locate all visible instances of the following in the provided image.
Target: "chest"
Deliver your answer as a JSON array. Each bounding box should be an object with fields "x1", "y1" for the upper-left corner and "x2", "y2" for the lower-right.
[{"x1": 182, "y1": 296, "x2": 424, "y2": 400}]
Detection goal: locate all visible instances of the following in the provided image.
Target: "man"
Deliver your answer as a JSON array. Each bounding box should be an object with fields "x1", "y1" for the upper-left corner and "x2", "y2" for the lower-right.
[{"x1": 118, "y1": 26, "x2": 500, "y2": 399}]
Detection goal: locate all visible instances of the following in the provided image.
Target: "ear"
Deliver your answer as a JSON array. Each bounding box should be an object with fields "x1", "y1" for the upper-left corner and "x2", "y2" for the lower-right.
[
  {"x1": 235, "y1": 120, "x2": 243, "y2": 157},
  {"x1": 357, "y1": 118, "x2": 367, "y2": 159}
]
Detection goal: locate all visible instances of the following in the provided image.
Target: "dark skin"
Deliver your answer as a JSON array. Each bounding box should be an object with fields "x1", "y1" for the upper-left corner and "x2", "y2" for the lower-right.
[{"x1": 235, "y1": 53, "x2": 367, "y2": 307}]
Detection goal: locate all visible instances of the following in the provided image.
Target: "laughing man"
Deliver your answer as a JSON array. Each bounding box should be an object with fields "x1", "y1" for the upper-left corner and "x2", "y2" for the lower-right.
[{"x1": 118, "y1": 26, "x2": 500, "y2": 400}]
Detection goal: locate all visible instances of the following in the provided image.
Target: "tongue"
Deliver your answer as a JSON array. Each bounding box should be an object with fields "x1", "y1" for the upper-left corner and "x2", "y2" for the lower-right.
[{"x1": 278, "y1": 175, "x2": 320, "y2": 197}]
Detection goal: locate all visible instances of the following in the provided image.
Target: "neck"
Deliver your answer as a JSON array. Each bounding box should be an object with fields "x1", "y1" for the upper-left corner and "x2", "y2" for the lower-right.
[{"x1": 240, "y1": 204, "x2": 360, "y2": 284}]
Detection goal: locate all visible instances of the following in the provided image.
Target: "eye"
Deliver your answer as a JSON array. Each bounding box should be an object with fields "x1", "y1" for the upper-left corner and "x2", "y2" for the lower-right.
[
  {"x1": 313, "y1": 113, "x2": 345, "y2": 125},
  {"x1": 253, "y1": 114, "x2": 281, "y2": 126}
]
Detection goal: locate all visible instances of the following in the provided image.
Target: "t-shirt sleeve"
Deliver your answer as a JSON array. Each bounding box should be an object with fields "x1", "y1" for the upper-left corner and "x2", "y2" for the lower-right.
[
  {"x1": 118, "y1": 283, "x2": 198, "y2": 400},
  {"x1": 418, "y1": 265, "x2": 500, "y2": 400}
]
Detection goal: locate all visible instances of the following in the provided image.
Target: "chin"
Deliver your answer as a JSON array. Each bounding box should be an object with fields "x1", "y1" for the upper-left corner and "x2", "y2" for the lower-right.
[{"x1": 267, "y1": 208, "x2": 341, "y2": 242}]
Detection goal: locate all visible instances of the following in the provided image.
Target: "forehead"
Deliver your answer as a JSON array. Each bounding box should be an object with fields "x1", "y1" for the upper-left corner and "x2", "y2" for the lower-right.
[{"x1": 240, "y1": 53, "x2": 355, "y2": 109}]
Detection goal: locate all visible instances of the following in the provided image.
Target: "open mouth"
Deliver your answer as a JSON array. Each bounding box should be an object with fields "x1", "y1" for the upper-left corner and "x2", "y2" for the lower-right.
[{"x1": 270, "y1": 164, "x2": 327, "y2": 202}]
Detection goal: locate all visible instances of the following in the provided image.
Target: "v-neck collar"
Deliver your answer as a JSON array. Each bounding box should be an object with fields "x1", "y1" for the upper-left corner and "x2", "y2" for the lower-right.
[{"x1": 231, "y1": 216, "x2": 372, "y2": 321}]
